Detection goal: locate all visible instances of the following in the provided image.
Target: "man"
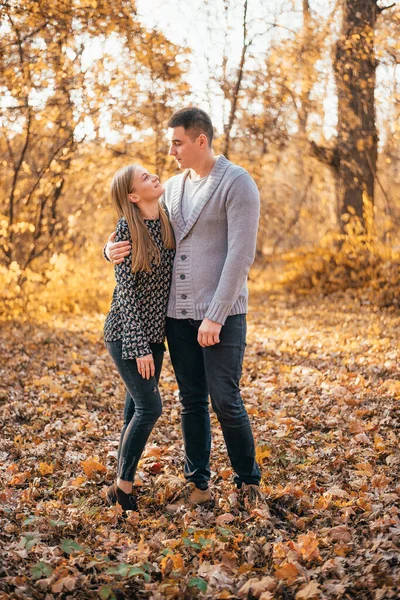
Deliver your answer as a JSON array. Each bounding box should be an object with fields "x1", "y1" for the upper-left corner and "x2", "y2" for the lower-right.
[{"x1": 106, "y1": 107, "x2": 262, "y2": 511}]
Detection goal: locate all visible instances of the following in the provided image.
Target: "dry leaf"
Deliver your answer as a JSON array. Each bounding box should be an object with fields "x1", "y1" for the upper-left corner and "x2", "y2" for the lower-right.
[
  {"x1": 295, "y1": 580, "x2": 321, "y2": 599},
  {"x1": 216, "y1": 513, "x2": 235, "y2": 524},
  {"x1": 274, "y1": 562, "x2": 299, "y2": 583},
  {"x1": 294, "y1": 532, "x2": 321, "y2": 561},
  {"x1": 81, "y1": 457, "x2": 107, "y2": 477},
  {"x1": 38, "y1": 462, "x2": 54, "y2": 475},
  {"x1": 238, "y1": 576, "x2": 276, "y2": 598}
]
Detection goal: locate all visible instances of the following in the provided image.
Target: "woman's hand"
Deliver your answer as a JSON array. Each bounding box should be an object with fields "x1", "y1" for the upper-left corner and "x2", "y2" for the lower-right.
[
  {"x1": 136, "y1": 353, "x2": 155, "y2": 379},
  {"x1": 106, "y1": 231, "x2": 131, "y2": 264}
]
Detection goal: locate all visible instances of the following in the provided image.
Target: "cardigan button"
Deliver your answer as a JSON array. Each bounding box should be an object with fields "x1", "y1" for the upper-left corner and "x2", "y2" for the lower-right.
[
  {"x1": 181, "y1": 255, "x2": 187, "y2": 260},
  {"x1": 181, "y1": 294, "x2": 187, "y2": 299},
  {"x1": 181, "y1": 309, "x2": 188, "y2": 315},
  {"x1": 180, "y1": 274, "x2": 186, "y2": 280}
]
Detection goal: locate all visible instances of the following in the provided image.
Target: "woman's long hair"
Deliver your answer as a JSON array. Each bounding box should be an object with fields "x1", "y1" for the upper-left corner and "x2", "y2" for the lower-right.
[{"x1": 110, "y1": 164, "x2": 175, "y2": 272}]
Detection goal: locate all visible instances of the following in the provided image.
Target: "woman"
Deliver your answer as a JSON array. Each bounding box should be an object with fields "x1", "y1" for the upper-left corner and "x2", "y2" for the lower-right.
[{"x1": 103, "y1": 164, "x2": 175, "y2": 511}]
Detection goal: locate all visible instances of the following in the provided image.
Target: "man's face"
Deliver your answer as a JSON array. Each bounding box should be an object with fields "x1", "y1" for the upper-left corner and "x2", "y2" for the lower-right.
[{"x1": 167, "y1": 126, "x2": 201, "y2": 170}]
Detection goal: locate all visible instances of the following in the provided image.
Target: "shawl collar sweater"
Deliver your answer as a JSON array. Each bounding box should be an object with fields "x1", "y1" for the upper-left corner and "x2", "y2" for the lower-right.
[{"x1": 163, "y1": 155, "x2": 260, "y2": 325}]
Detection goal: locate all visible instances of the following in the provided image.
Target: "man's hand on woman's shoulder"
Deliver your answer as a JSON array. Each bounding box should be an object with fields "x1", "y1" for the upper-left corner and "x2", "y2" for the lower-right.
[{"x1": 106, "y1": 231, "x2": 131, "y2": 264}]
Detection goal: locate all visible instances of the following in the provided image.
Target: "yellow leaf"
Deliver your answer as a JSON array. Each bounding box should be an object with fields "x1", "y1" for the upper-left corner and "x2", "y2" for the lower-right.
[
  {"x1": 382, "y1": 379, "x2": 400, "y2": 397},
  {"x1": 33, "y1": 375, "x2": 53, "y2": 387},
  {"x1": 160, "y1": 552, "x2": 184, "y2": 575},
  {"x1": 256, "y1": 445, "x2": 272, "y2": 463},
  {"x1": 38, "y1": 462, "x2": 54, "y2": 475}
]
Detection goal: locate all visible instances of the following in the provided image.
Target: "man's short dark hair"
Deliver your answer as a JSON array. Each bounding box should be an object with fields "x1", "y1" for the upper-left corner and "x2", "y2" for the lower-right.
[{"x1": 168, "y1": 107, "x2": 214, "y2": 146}]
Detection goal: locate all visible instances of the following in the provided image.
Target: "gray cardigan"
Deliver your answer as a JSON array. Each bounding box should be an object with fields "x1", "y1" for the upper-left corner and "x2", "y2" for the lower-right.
[{"x1": 163, "y1": 155, "x2": 260, "y2": 325}]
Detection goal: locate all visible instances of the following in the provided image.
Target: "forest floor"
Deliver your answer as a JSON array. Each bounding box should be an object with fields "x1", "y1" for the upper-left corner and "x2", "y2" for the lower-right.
[{"x1": 1, "y1": 290, "x2": 400, "y2": 600}]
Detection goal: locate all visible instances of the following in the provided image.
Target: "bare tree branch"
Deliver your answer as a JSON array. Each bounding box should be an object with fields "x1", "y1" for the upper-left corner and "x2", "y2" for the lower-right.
[
  {"x1": 376, "y1": 2, "x2": 396, "y2": 14},
  {"x1": 309, "y1": 141, "x2": 340, "y2": 171}
]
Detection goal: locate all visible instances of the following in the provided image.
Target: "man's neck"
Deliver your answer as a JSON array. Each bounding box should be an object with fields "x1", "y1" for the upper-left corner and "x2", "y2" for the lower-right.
[{"x1": 189, "y1": 153, "x2": 217, "y2": 180}]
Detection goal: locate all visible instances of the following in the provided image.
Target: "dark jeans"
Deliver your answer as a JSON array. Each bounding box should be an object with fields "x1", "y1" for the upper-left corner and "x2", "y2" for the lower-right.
[
  {"x1": 166, "y1": 314, "x2": 260, "y2": 489},
  {"x1": 105, "y1": 340, "x2": 164, "y2": 482}
]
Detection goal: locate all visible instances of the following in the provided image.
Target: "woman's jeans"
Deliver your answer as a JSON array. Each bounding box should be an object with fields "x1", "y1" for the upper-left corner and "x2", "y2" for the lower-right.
[
  {"x1": 105, "y1": 340, "x2": 164, "y2": 482},
  {"x1": 166, "y1": 314, "x2": 260, "y2": 490}
]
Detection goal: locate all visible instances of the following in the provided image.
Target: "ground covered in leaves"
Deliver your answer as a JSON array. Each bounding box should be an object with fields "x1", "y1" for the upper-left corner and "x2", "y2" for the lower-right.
[{"x1": 1, "y1": 291, "x2": 400, "y2": 600}]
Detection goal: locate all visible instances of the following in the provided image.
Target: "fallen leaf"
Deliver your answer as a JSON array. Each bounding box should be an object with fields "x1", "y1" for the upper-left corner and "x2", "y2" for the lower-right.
[
  {"x1": 38, "y1": 462, "x2": 54, "y2": 475},
  {"x1": 238, "y1": 576, "x2": 277, "y2": 598},
  {"x1": 274, "y1": 562, "x2": 299, "y2": 583},
  {"x1": 81, "y1": 457, "x2": 107, "y2": 477},
  {"x1": 295, "y1": 580, "x2": 321, "y2": 599},
  {"x1": 294, "y1": 532, "x2": 321, "y2": 561},
  {"x1": 216, "y1": 513, "x2": 235, "y2": 525}
]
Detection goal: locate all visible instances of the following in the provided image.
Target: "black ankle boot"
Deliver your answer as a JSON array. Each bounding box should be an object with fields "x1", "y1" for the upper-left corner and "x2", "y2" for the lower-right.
[{"x1": 107, "y1": 482, "x2": 138, "y2": 511}]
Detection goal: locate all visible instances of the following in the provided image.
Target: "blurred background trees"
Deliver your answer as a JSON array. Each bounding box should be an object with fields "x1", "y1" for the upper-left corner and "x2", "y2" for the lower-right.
[
  {"x1": 0, "y1": 0, "x2": 399, "y2": 313},
  {"x1": 0, "y1": 0, "x2": 189, "y2": 296}
]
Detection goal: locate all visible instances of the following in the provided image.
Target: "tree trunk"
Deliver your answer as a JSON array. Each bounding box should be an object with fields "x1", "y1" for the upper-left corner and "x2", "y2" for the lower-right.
[
  {"x1": 222, "y1": 0, "x2": 249, "y2": 159},
  {"x1": 298, "y1": 0, "x2": 312, "y2": 136},
  {"x1": 334, "y1": 0, "x2": 378, "y2": 224}
]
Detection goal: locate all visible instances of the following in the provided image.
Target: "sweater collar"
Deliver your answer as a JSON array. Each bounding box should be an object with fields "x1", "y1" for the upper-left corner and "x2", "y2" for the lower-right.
[{"x1": 171, "y1": 155, "x2": 232, "y2": 239}]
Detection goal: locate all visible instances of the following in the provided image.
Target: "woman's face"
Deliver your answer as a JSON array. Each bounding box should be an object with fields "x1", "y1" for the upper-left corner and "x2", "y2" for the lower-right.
[{"x1": 130, "y1": 166, "x2": 164, "y2": 203}]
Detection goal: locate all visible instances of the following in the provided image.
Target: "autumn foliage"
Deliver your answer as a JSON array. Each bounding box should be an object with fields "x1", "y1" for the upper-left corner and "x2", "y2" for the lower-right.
[
  {"x1": 1, "y1": 1, "x2": 400, "y2": 598},
  {"x1": 1, "y1": 292, "x2": 400, "y2": 599}
]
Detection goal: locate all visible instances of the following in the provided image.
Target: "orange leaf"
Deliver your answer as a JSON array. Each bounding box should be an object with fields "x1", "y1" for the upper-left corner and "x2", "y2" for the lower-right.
[
  {"x1": 10, "y1": 471, "x2": 30, "y2": 486},
  {"x1": 143, "y1": 445, "x2": 162, "y2": 459},
  {"x1": 81, "y1": 457, "x2": 107, "y2": 477},
  {"x1": 314, "y1": 494, "x2": 332, "y2": 510},
  {"x1": 71, "y1": 476, "x2": 86, "y2": 487},
  {"x1": 218, "y1": 469, "x2": 232, "y2": 480},
  {"x1": 237, "y1": 562, "x2": 253, "y2": 574},
  {"x1": 294, "y1": 532, "x2": 321, "y2": 561},
  {"x1": 348, "y1": 419, "x2": 365, "y2": 433},
  {"x1": 274, "y1": 562, "x2": 299, "y2": 583},
  {"x1": 374, "y1": 434, "x2": 386, "y2": 452}
]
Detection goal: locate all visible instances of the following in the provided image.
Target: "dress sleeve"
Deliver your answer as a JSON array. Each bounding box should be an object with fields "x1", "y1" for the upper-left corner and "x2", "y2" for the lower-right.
[
  {"x1": 102, "y1": 243, "x2": 111, "y2": 262},
  {"x1": 113, "y1": 219, "x2": 152, "y2": 359}
]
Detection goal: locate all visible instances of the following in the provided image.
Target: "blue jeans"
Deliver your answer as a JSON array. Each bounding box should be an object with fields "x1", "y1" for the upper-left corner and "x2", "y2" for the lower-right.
[
  {"x1": 166, "y1": 315, "x2": 260, "y2": 489},
  {"x1": 105, "y1": 340, "x2": 164, "y2": 482}
]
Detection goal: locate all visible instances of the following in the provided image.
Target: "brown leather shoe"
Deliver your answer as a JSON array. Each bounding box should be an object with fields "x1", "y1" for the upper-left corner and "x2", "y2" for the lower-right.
[
  {"x1": 106, "y1": 482, "x2": 138, "y2": 511},
  {"x1": 166, "y1": 483, "x2": 211, "y2": 514}
]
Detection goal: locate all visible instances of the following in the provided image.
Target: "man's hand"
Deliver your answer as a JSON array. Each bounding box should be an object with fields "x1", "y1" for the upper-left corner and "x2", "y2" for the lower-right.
[
  {"x1": 106, "y1": 231, "x2": 131, "y2": 264},
  {"x1": 198, "y1": 318, "x2": 222, "y2": 347},
  {"x1": 136, "y1": 353, "x2": 155, "y2": 380}
]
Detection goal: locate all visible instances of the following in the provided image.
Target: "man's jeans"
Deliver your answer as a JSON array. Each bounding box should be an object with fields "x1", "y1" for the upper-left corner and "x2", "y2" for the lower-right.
[
  {"x1": 105, "y1": 340, "x2": 164, "y2": 482},
  {"x1": 166, "y1": 314, "x2": 260, "y2": 489}
]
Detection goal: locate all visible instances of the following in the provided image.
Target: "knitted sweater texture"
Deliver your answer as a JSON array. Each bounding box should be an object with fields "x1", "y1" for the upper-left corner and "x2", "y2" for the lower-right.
[{"x1": 163, "y1": 155, "x2": 260, "y2": 325}]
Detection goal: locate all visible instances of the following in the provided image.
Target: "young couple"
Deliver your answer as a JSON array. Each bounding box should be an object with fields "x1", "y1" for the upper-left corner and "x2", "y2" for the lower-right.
[{"x1": 103, "y1": 107, "x2": 262, "y2": 513}]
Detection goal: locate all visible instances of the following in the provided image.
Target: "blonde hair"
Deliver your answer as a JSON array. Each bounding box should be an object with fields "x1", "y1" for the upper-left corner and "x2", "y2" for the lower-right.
[{"x1": 110, "y1": 164, "x2": 175, "y2": 272}]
